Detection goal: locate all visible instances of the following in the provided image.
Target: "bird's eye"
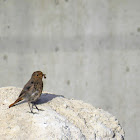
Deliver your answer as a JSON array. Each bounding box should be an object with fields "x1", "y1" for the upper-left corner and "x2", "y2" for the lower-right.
[{"x1": 37, "y1": 74, "x2": 38, "y2": 76}]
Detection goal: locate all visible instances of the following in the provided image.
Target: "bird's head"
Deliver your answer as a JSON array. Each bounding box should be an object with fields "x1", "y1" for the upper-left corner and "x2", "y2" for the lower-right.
[{"x1": 32, "y1": 71, "x2": 46, "y2": 79}]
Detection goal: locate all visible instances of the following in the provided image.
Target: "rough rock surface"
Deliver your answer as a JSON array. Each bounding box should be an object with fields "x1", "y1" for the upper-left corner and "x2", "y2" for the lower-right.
[{"x1": 0, "y1": 87, "x2": 125, "y2": 140}]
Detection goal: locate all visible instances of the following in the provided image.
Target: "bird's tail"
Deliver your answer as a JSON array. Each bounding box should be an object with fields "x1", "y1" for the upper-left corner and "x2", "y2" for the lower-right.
[{"x1": 9, "y1": 97, "x2": 23, "y2": 108}]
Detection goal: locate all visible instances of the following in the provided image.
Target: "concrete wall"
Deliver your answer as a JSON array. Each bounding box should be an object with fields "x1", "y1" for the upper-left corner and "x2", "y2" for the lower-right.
[{"x1": 0, "y1": 0, "x2": 140, "y2": 139}]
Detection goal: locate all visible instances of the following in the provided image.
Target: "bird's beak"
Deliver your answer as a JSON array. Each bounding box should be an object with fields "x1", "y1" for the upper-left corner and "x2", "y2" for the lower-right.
[{"x1": 43, "y1": 74, "x2": 46, "y2": 79}]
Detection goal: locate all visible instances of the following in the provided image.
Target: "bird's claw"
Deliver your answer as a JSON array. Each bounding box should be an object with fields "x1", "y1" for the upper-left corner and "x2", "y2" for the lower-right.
[{"x1": 37, "y1": 108, "x2": 44, "y2": 111}]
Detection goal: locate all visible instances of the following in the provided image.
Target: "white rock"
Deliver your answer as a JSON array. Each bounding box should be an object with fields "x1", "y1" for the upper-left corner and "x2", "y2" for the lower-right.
[{"x1": 0, "y1": 87, "x2": 125, "y2": 140}]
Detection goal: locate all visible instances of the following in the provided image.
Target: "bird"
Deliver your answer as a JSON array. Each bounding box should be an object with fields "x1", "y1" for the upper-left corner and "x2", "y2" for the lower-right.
[{"x1": 9, "y1": 71, "x2": 46, "y2": 114}]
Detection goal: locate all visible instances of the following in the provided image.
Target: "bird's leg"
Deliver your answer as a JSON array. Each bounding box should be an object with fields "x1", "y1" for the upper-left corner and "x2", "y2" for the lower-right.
[
  {"x1": 28, "y1": 102, "x2": 35, "y2": 114},
  {"x1": 34, "y1": 103, "x2": 44, "y2": 111}
]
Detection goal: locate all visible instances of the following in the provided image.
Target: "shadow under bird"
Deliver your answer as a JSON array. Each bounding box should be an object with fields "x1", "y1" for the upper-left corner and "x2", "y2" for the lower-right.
[{"x1": 9, "y1": 71, "x2": 46, "y2": 114}]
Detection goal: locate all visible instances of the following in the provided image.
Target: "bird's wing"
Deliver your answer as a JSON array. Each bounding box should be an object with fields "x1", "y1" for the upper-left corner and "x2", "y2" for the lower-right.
[
  {"x1": 18, "y1": 79, "x2": 34, "y2": 97},
  {"x1": 9, "y1": 84, "x2": 35, "y2": 108}
]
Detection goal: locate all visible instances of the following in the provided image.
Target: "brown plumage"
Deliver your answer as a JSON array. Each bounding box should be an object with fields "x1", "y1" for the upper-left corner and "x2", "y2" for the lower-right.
[{"x1": 9, "y1": 71, "x2": 46, "y2": 113}]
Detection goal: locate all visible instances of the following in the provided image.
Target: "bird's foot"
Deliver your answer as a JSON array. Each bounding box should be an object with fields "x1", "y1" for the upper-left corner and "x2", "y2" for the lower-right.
[
  {"x1": 37, "y1": 108, "x2": 44, "y2": 111},
  {"x1": 34, "y1": 104, "x2": 44, "y2": 111}
]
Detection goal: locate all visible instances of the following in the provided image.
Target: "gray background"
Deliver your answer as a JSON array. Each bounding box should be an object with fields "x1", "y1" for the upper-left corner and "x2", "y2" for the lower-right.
[{"x1": 0, "y1": 0, "x2": 140, "y2": 139}]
